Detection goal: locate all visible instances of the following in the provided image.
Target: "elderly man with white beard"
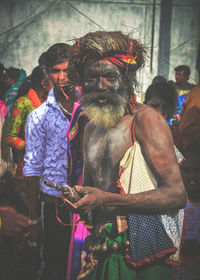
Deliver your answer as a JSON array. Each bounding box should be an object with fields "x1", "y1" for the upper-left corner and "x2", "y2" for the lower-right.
[{"x1": 68, "y1": 31, "x2": 186, "y2": 280}]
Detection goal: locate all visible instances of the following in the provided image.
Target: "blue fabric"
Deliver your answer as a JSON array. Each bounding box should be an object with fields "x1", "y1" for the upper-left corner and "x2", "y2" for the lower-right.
[
  {"x1": 177, "y1": 94, "x2": 187, "y2": 115},
  {"x1": 128, "y1": 214, "x2": 175, "y2": 264},
  {"x1": 24, "y1": 89, "x2": 70, "y2": 196}
]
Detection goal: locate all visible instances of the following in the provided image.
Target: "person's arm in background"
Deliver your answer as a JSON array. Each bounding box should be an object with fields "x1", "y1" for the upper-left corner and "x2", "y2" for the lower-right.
[
  {"x1": 24, "y1": 110, "x2": 46, "y2": 244},
  {"x1": 0, "y1": 206, "x2": 31, "y2": 237}
]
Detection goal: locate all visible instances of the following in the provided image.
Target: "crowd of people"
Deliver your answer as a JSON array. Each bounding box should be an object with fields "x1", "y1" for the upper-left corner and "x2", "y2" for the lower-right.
[{"x1": 0, "y1": 30, "x2": 199, "y2": 280}]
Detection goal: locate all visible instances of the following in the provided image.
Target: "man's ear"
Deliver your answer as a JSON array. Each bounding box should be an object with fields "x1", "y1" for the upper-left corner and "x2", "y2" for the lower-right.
[
  {"x1": 41, "y1": 80, "x2": 46, "y2": 89},
  {"x1": 44, "y1": 66, "x2": 50, "y2": 78}
]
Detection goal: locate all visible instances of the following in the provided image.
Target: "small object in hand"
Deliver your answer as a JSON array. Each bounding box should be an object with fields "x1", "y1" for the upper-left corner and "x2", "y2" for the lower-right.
[{"x1": 42, "y1": 180, "x2": 82, "y2": 208}]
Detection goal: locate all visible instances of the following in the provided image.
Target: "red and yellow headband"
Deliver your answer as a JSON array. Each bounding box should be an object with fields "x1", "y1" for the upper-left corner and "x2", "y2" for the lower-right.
[{"x1": 104, "y1": 52, "x2": 138, "y2": 72}]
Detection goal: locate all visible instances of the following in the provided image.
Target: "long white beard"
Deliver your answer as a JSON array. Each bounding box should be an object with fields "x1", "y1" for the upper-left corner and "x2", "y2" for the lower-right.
[{"x1": 83, "y1": 104, "x2": 125, "y2": 129}]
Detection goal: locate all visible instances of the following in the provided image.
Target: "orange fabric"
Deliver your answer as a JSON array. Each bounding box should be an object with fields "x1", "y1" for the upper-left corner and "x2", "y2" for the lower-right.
[
  {"x1": 179, "y1": 83, "x2": 200, "y2": 150},
  {"x1": 27, "y1": 88, "x2": 42, "y2": 108}
]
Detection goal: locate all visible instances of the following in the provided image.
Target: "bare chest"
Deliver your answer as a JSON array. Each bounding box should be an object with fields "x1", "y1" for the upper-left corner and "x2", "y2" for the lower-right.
[{"x1": 86, "y1": 116, "x2": 133, "y2": 190}]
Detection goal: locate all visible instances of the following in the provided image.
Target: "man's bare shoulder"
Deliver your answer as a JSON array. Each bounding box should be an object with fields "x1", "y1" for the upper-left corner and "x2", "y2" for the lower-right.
[
  {"x1": 134, "y1": 103, "x2": 165, "y2": 125},
  {"x1": 134, "y1": 103, "x2": 172, "y2": 144}
]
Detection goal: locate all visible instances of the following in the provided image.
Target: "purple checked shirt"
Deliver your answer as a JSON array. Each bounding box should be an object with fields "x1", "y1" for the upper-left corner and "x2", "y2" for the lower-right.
[{"x1": 24, "y1": 89, "x2": 70, "y2": 196}]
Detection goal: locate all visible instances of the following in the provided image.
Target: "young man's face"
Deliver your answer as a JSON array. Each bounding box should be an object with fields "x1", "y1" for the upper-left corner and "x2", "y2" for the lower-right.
[
  {"x1": 175, "y1": 71, "x2": 188, "y2": 84},
  {"x1": 47, "y1": 60, "x2": 69, "y2": 88}
]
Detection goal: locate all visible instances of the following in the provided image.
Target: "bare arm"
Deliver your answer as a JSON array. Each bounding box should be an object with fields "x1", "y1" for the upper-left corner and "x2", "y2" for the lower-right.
[{"x1": 75, "y1": 108, "x2": 186, "y2": 214}]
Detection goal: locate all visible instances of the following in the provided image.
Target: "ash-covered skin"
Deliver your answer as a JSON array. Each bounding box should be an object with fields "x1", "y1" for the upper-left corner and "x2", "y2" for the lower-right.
[
  {"x1": 80, "y1": 58, "x2": 135, "y2": 224},
  {"x1": 80, "y1": 59, "x2": 129, "y2": 128},
  {"x1": 83, "y1": 117, "x2": 134, "y2": 225},
  {"x1": 75, "y1": 57, "x2": 186, "y2": 227},
  {"x1": 86, "y1": 118, "x2": 133, "y2": 190}
]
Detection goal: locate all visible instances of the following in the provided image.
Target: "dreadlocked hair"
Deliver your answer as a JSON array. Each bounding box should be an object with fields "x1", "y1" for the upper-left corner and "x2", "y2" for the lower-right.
[{"x1": 68, "y1": 31, "x2": 147, "y2": 82}]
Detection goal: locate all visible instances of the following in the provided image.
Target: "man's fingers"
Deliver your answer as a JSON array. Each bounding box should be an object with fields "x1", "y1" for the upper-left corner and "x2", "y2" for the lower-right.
[
  {"x1": 74, "y1": 196, "x2": 86, "y2": 208},
  {"x1": 75, "y1": 185, "x2": 89, "y2": 195},
  {"x1": 15, "y1": 213, "x2": 31, "y2": 226}
]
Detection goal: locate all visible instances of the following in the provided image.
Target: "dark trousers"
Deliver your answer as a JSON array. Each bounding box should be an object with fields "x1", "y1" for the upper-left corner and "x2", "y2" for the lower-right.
[{"x1": 43, "y1": 200, "x2": 71, "y2": 280}]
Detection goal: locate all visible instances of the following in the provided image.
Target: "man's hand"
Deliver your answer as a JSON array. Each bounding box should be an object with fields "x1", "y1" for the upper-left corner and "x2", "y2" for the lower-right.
[
  {"x1": 0, "y1": 206, "x2": 31, "y2": 237},
  {"x1": 74, "y1": 186, "x2": 106, "y2": 213}
]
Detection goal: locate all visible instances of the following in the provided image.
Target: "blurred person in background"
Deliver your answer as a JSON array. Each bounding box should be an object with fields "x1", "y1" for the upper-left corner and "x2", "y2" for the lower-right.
[
  {"x1": 170, "y1": 65, "x2": 195, "y2": 117},
  {"x1": 0, "y1": 63, "x2": 13, "y2": 176},
  {"x1": 2, "y1": 67, "x2": 27, "y2": 112},
  {"x1": 6, "y1": 66, "x2": 51, "y2": 179},
  {"x1": 179, "y1": 74, "x2": 200, "y2": 156},
  {"x1": 144, "y1": 80, "x2": 182, "y2": 150}
]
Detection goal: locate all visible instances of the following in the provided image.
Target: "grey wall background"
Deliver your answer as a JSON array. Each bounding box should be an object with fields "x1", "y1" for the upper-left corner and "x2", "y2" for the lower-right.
[{"x1": 0, "y1": 0, "x2": 199, "y2": 99}]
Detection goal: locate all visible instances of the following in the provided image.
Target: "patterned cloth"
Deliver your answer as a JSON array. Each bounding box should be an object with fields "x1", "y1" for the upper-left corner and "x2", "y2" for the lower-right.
[
  {"x1": 127, "y1": 214, "x2": 175, "y2": 266},
  {"x1": 78, "y1": 223, "x2": 173, "y2": 280},
  {"x1": 119, "y1": 141, "x2": 184, "y2": 267},
  {"x1": 6, "y1": 89, "x2": 42, "y2": 178},
  {"x1": 24, "y1": 89, "x2": 71, "y2": 196}
]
